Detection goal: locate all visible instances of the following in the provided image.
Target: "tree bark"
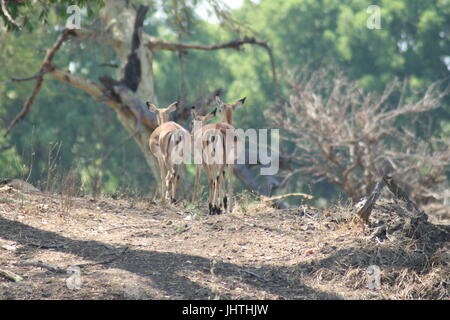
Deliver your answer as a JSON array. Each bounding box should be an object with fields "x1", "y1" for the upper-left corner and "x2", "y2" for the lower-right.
[{"x1": 356, "y1": 175, "x2": 427, "y2": 224}]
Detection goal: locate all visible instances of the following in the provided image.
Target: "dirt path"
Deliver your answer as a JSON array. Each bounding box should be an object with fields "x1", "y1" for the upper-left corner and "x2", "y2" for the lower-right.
[{"x1": 0, "y1": 188, "x2": 448, "y2": 299}]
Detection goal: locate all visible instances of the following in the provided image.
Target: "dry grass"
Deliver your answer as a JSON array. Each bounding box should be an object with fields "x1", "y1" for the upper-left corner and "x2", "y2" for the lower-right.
[{"x1": 0, "y1": 182, "x2": 448, "y2": 300}]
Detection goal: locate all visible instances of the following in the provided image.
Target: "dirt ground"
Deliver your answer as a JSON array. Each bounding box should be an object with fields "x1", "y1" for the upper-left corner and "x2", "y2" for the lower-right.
[{"x1": 0, "y1": 183, "x2": 448, "y2": 300}]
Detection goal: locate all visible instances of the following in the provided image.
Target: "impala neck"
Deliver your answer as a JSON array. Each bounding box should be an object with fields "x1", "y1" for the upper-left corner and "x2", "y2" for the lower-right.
[
  {"x1": 158, "y1": 113, "x2": 169, "y2": 125},
  {"x1": 221, "y1": 108, "x2": 233, "y2": 125}
]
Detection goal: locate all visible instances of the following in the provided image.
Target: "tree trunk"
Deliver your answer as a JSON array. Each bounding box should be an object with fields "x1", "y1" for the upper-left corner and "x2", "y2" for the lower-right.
[{"x1": 98, "y1": 1, "x2": 161, "y2": 184}]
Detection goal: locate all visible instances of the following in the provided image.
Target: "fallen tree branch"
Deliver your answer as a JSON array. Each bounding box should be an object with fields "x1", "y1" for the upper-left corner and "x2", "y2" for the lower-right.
[
  {"x1": 260, "y1": 192, "x2": 313, "y2": 203},
  {"x1": 16, "y1": 247, "x2": 129, "y2": 273},
  {"x1": 356, "y1": 175, "x2": 427, "y2": 224},
  {"x1": 0, "y1": 268, "x2": 23, "y2": 282}
]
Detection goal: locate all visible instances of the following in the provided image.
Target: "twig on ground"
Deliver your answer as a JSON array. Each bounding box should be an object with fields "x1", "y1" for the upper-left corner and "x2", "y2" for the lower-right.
[
  {"x1": 75, "y1": 246, "x2": 129, "y2": 268},
  {"x1": 27, "y1": 242, "x2": 67, "y2": 249},
  {"x1": 15, "y1": 261, "x2": 66, "y2": 274},
  {"x1": 239, "y1": 268, "x2": 265, "y2": 281},
  {"x1": 261, "y1": 192, "x2": 313, "y2": 203}
]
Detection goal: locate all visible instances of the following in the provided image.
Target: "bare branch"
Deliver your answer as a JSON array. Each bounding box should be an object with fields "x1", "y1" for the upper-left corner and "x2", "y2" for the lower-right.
[
  {"x1": 147, "y1": 36, "x2": 277, "y2": 85},
  {"x1": 148, "y1": 36, "x2": 261, "y2": 51},
  {"x1": 5, "y1": 76, "x2": 44, "y2": 135},
  {"x1": 5, "y1": 29, "x2": 77, "y2": 136},
  {"x1": 3, "y1": 71, "x2": 46, "y2": 84},
  {"x1": 1, "y1": 0, "x2": 21, "y2": 29}
]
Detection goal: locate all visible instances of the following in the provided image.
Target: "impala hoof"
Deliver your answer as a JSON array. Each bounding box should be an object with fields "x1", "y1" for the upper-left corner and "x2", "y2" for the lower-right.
[
  {"x1": 223, "y1": 196, "x2": 227, "y2": 212},
  {"x1": 208, "y1": 203, "x2": 213, "y2": 215},
  {"x1": 214, "y1": 205, "x2": 222, "y2": 215}
]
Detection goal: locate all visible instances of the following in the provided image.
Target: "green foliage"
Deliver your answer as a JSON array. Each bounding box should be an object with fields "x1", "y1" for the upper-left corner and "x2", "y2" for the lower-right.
[
  {"x1": 0, "y1": 13, "x2": 152, "y2": 195},
  {"x1": 0, "y1": 0, "x2": 103, "y2": 31}
]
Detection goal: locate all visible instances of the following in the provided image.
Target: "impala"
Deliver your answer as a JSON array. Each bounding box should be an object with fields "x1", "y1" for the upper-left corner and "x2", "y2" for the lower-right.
[
  {"x1": 192, "y1": 96, "x2": 246, "y2": 214},
  {"x1": 190, "y1": 106, "x2": 217, "y2": 203},
  {"x1": 148, "y1": 101, "x2": 190, "y2": 203},
  {"x1": 214, "y1": 96, "x2": 246, "y2": 213}
]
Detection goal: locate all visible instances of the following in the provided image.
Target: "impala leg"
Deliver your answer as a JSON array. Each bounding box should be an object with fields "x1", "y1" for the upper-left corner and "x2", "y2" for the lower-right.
[
  {"x1": 215, "y1": 167, "x2": 225, "y2": 214},
  {"x1": 203, "y1": 161, "x2": 215, "y2": 215},
  {"x1": 165, "y1": 170, "x2": 172, "y2": 202},
  {"x1": 192, "y1": 165, "x2": 200, "y2": 203},
  {"x1": 214, "y1": 172, "x2": 222, "y2": 215},
  {"x1": 164, "y1": 149, "x2": 177, "y2": 203},
  {"x1": 212, "y1": 164, "x2": 225, "y2": 215},
  {"x1": 227, "y1": 164, "x2": 233, "y2": 213},
  {"x1": 157, "y1": 156, "x2": 167, "y2": 202},
  {"x1": 171, "y1": 165, "x2": 182, "y2": 203},
  {"x1": 209, "y1": 178, "x2": 216, "y2": 215},
  {"x1": 171, "y1": 171, "x2": 176, "y2": 203},
  {"x1": 221, "y1": 168, "x2": 227, "y2": 213},
  {"x1": 212, "y1": 170, "x2": 218, "y2": 214}
]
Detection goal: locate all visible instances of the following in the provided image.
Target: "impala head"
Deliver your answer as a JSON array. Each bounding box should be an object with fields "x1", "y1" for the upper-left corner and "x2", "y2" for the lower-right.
[
  {"x1": 147, "y1": 101, "x2": 178, "y2": 125},
  {"x1": 191, "y1": 106, "x2": 217, "y2": 128},
  {"x1": 215, "y1": 96, "x2": 246, "y2": 125}
]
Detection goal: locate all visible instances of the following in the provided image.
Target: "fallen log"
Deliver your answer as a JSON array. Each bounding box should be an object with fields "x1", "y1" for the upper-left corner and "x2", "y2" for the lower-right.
[
  {"x1": 260, "y1": 192, "x2": 313, "y2": 203},
  {"x1": 0, "y1": 269, "x2": 23, "y2": 282}
]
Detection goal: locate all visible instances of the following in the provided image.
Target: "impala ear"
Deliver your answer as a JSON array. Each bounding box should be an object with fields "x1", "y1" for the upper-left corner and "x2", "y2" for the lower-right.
[
  {"x1": 215, "y1": 96, "x2": 225, "y2": 108},
  {"x1": 206, "y1": 108, "x2": 217, "y2": 121},
  {"x1": 233, "y1": 97, "x2": 246, "y2": 110},
  {"x1": 167, "y1": 101, "x2": 178, "y2": 113},
  {"x1": 146, "y1": 102, "x2": 159, "y2": 112}
]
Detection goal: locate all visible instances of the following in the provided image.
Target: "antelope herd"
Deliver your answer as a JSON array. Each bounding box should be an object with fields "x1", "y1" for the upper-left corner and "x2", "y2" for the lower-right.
[{"x1": 148, "y1": 96, "x2": 246, "y2": 215}]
